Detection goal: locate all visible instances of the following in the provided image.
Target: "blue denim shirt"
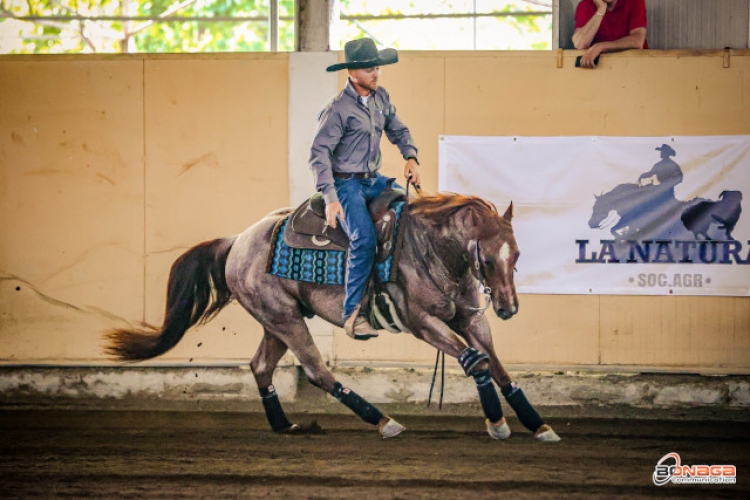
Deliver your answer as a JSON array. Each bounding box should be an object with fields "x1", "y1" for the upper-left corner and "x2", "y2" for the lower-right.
[{"x1": 309, "y1": 79, "x2": 418, "y2": 205}]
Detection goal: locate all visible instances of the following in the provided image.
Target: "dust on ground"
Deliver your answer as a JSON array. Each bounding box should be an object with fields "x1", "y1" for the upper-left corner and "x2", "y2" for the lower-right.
[{"x1": 1, "y1": 408, "x2": 748, "y2": 499}]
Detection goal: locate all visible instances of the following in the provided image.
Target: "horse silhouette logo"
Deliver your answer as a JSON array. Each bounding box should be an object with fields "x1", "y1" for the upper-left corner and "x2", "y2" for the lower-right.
[
  {"x1": 681, "y1": 191, "x2": 743, "y2": 240},
  {"x1": 588, "y1": 145, "x2": 744, "y2": 243}
]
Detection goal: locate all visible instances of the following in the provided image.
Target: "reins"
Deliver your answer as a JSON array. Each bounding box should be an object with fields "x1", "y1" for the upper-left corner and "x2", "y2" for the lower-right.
[
  {"x1": 427, "y1": 349, "x2": 445, "y2": 409},
  {"x1": 404, "y1": 179, "x2": 492, "y2": 410},
  {"x1": 404, "y1": 178, "x2": 446, "y2": 410},
  {"x1": 405, "y1": 176, "x2": 422, "y2": 199}
]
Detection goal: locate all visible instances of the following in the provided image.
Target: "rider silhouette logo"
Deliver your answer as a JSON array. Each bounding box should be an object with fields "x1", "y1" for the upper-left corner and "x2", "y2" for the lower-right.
[{"x1": 588, "y1": 144, "x2": 743, "y2": 245}]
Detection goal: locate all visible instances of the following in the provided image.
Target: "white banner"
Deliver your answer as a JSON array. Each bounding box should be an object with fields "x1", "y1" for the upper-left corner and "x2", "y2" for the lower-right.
[{"x1": 439, "y1": 135, "x2": 750, "y2": 296}]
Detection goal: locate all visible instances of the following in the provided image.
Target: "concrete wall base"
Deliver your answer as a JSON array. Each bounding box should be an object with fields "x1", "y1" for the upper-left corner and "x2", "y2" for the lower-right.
[{"x1": 1, "y1": 366, "x2": 748, "y2": 417}]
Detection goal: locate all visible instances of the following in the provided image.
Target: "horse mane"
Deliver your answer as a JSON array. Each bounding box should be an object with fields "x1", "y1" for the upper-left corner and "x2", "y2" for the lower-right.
[
  {"x1": 408, "y1": 192, "x2": 498, "y2": 220},
  {"x1": 601, "y1": 183, "x2": 639, "y2": 197}
]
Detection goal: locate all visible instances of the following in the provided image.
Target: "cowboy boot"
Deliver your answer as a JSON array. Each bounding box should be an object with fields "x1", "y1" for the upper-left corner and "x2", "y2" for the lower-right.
[{"x1": 344, "y1": 304, "x2": 379, "y2": 341}]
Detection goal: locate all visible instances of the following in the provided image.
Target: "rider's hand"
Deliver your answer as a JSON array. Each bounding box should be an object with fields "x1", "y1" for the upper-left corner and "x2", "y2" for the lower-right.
[
  {"x1": 325, "y1": 201, "x2": 344, "y2": 229},
  {"x1": 593, "y1": 0, "x2": 607, "y2": 12},
  {"x1": 404, "y1": 158, "x2": 421, "y2": 186}
]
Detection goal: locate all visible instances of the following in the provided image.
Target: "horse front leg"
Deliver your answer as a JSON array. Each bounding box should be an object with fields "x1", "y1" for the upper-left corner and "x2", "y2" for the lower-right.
[
  {"x1": 458, "y1": 313, "x2": 561, "y2": 442},
  {"x1": 408, "y1": 312, "x2": 511, "y2": 439}
]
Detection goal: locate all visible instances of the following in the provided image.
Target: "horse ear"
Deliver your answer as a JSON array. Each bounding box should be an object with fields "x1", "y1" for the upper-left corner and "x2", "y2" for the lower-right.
[
  {"x1": 503, "y1": 202, "x2": 513, "y2": 221},
  {"x1": 458, "y1": 205, "x2": 479, "y2": 231},
  {"x1": 457, "y1": 205, "x2": 486, "y2": 240}
]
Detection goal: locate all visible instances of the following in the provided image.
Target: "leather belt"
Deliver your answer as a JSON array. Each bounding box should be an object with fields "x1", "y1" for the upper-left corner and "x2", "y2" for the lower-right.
[{"x1": 333, "y1": 171, "x2": 377, "y2": 180}]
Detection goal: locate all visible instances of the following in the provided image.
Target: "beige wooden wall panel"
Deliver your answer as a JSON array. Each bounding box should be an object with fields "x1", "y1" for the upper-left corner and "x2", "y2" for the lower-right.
[
  {"x1": 0, "y1": 60, "x2": 145, "y2": 363},
  {"x1": 142, "y1": 55, "x2": 289, "y2": 363},
  {"x1": 600, "y1": 296, "x2": 750, "y2": 368}
]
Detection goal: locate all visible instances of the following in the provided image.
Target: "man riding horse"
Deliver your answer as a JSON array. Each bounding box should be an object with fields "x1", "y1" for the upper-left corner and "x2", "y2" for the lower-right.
[
  {"x1": 309, "y1": 37, "x2": 421, "y2": 341},
  {"x1": 106, "y1": 38, "x2": 561, "y2": 443}
]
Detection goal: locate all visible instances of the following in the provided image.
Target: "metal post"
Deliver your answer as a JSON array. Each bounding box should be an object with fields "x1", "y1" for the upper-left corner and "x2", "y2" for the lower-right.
[
  {"x1": 552, "y1": 0, "x2": 560, "y2": 50},
  {"x1": 269, "y1": 0, "x2": 279, "y2": 51},
  {"x1": 473, "y1": 0, "x2": 477, "y2": 50},
  {"x1": 296, "y1": 0, "x2": 336, "y2": 51}
]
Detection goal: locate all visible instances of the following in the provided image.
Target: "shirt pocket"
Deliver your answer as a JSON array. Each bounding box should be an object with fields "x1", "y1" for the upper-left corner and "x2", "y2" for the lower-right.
[{"x1": 373, "y1": 106, "x2": 386, "y2": 133}]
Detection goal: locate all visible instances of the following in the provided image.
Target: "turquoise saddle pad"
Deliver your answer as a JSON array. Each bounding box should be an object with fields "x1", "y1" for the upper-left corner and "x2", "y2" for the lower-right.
[{"x1": 267, "y1": 201, "x2": 405, "y2": 286}]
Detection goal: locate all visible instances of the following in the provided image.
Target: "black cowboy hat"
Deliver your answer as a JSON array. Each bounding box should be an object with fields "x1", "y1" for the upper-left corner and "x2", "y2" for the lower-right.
[
  {"x1": 655, "y1": 143, "x2": 676, "y2": 156},
  {"x1": 326, "y1": 38, "x2": 398, "y2": 72}
]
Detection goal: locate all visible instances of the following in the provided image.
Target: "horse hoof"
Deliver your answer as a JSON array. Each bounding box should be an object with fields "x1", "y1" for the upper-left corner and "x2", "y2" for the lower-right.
[
  {"x1": 379, "y1": 417, "x2": 406, "y2": 438},
  {"x1": 534, "y1": 424, "x2": 561, "y2": 442},
  {"x1": 486, "y1": 418, "x2": 511, "y2": 440},
  {"x1": 279, "y1": 421, "x2": 325, "y2": 435}
]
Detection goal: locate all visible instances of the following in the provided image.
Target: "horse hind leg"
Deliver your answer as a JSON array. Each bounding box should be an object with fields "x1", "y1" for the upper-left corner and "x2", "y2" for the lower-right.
[
  {"x1": 262, "y1": 317, "x2": 405, "y2": 438},
  {"x1": 250, "y1": 330, "x2": 300, "y2": 433}
]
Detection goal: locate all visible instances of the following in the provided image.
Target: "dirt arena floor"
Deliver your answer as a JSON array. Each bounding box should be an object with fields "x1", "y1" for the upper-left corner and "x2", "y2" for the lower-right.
[{"x1": 1, "y1": 406, "x2": 748, "y2": 499}]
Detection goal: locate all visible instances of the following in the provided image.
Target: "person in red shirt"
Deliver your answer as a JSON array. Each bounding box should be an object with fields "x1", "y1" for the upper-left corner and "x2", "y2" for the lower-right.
[{"x1": 573, "y1": 0, "x2": 647, "y2": 68}]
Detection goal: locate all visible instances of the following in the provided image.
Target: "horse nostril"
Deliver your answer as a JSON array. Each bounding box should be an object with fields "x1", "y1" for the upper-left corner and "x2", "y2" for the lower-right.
[
  {"x1": 496, "y1": 308, "x2": 510, "y2": 320},
  {"x1": 496, "y1": 305, "x2": 518, "y2": 320}
]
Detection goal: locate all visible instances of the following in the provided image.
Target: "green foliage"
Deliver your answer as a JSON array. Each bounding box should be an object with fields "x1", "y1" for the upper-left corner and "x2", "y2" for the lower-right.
[
  {"x1": 0, "y1": 0, "x2": 551, "y2": 54},
  {"x1": 132, "y1": 0, "x2": 295, "y2": 53},
  {"x1": 0, "y1": 0, "x2": 295, "y2": 53},
  {"x1": 339, "y1": 0, "x2": 551, "y2": 50}
]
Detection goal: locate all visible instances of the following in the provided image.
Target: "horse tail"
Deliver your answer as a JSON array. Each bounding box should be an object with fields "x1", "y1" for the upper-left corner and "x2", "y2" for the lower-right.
[{"x1": 106, "y1": 236, "x2": 237, "y2": 362}]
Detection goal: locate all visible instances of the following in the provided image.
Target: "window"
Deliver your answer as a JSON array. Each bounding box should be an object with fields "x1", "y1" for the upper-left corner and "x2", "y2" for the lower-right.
[
  {"x1": 0, "y1": 0, "x2": 295, "y2": 53},
  {"x1": 337, "y1": 0, "x2": 552, "y2": 50},
  {"x1": 0, "y1": 0, "x2": 554, "y2": 54}
]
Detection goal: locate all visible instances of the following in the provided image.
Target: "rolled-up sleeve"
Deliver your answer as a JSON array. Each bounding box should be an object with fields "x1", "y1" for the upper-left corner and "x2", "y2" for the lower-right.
[{"x1": 309, "y1": 105, "x2": 344, "y2": 205}]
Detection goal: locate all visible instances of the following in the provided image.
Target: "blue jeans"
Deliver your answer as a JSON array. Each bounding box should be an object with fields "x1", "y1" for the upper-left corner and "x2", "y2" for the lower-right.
[{"x1": 334, "y1": 174, "x2": 399, "y2": 318}]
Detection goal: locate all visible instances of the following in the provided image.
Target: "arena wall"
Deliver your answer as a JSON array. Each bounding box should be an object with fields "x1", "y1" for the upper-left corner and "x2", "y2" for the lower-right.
[{"x1": 1, "y1": 50, "x2": 748, "y2": 375}]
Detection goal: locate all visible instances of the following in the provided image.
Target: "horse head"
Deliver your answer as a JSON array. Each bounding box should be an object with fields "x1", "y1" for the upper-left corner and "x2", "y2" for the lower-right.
[
  {"x1": 459, "y1": 201, "x2": 520, "y2": 320},
  {"x1": 588, "y1": 193, "x2": 612, "y2": 229},
  {"x1": 588, "y1": 183, "x2": 645, "y2": 231}
]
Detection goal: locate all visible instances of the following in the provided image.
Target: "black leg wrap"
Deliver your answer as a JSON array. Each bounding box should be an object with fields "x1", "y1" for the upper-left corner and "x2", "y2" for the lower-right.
[
  {"x1": 259, "y1": 385, "x2": 293, "y2": 433},
  {"x1": 458, "y1": 347, "x2": 489, "y2": 376},
  {"x1": 502, "y1": 382, "x2": 544, "y2": 432},
  {"x1": 473, "y1": 369, "x2": 503, "y2": 423},
  {"x1": 332, "y1": 382, "x2": 383, "y2": 425}
]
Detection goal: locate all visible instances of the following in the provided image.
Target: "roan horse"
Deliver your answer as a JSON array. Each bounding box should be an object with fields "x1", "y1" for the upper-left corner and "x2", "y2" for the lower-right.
[{"x1": 107, "y1": 193, "x2": 561, "y2": 442}]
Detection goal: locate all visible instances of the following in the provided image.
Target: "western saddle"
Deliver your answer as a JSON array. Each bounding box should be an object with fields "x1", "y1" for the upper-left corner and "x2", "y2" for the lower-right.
[{"x1": 283, "y1": 187, "x2": 407, "y2": 263}]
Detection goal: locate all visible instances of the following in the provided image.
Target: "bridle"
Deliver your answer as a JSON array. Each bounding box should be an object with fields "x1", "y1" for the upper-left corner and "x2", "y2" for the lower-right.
[
  {"x1": 406, "y1": 179, "x2": 492, "y2": 316},
  {"x1": 467, "y1": 240, "x2": 493, "y2": 316}
]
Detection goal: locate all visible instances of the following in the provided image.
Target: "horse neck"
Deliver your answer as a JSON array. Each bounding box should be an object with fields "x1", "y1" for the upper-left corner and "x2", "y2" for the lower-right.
[{"x1": 403, "y1": 213, "x2": 470, "y2": 289}]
